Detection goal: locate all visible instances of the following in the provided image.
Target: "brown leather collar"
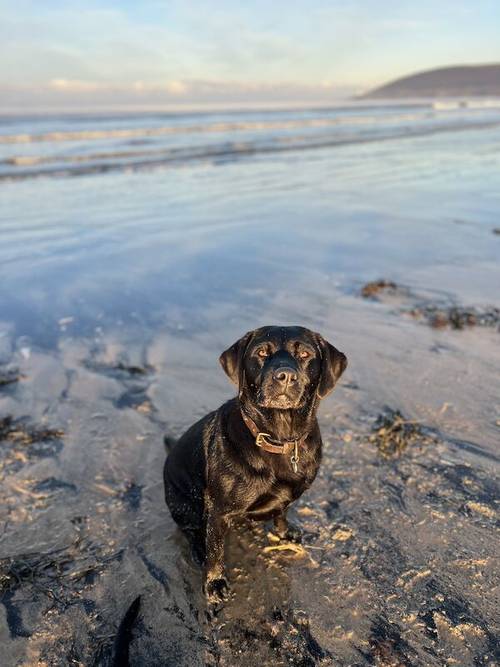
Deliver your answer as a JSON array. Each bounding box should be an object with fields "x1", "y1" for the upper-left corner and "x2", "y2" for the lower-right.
[{"x1": 240, "y1": 409, "x2": 308, "y2": 472}]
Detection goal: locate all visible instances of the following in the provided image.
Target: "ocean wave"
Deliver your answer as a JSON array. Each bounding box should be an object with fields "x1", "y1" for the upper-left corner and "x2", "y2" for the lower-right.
[
  {"x1": 2, "y1": 117, "x2": 500, "y2": 182},
  {"x1": 433, "y1": 101, "x2": 465, "y2": 110},
  {"x1": 464, "y1": 99, "x2": 500, "y2": 109},
  {"x1": 433, "y1": 98, "x2": 500, "y2": 111},
  {"x1": 0, "y1": 111, "x2": 432, "y2": 145}
]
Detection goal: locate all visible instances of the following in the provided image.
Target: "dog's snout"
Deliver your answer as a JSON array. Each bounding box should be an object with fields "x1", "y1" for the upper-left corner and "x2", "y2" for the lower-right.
[{"x1": 273, "y1": 367, "x2": 298, "y2": 385}]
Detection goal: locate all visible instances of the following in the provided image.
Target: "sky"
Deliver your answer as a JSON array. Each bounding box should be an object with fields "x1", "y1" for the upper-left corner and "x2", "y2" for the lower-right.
[{"x1": 1, "y1": 0, "x2": 500, "y2": 110}]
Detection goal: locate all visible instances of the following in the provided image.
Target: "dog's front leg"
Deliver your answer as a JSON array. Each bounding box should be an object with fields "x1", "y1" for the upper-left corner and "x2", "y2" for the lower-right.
[
  {"x1": 273, "y1": 508, "x2": 302, "y2": 543},
  {"x1": 204, "y1": 506, "x2": 230, "y2": 604}
]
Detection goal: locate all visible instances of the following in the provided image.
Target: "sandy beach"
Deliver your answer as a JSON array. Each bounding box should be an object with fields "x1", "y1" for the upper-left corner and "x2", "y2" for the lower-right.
[{"x1": 0, "y1": 104, "x2": 499, "y2": 666}]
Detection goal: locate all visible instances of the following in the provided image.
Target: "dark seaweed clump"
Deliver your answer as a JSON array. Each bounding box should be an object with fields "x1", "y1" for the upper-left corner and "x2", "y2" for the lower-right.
[
  {"x1": 408, "y1": 305, "x2": 500, "y2": 330},
  {"x1": 0, "y1": 537, "x2": 124, "y2": 660},
  {"x1": 0, "y1": 539, "x2": 124, "y2": 608},
  {"x1": 0, "y1": 546, "x2": 72, "y2": 598},
  {"x1": 369, "y1": 409, "x2": 434, "y2": 459},
  {"x1": 0, "y1": 368, "x2": 22, "y2": 388},
  {"x1": 0, "y1": 416, "x2": 64, "y2": 446},
  {"x1": 360, "y1": 280, "x2": 500, "y2": 331},
  {"x1": 360, "y1": 280, "x2": 399, "y2": 299},
  {"x1": 0, "y1": 416, "x2": 65, "y2": 473},
  {"x1": 0, "y1": 416, "x2": 64, "y2": 452},
  {"x1": 83, "y1": 359, "x2": 154, "y2": 379},
  {"x1": 214, "y1": 606, "x2": 332, "y2": 667}
]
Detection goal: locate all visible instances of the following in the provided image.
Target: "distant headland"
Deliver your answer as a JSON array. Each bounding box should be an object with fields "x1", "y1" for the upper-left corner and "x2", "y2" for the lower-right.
[{"x1": 362, "y1": 63, "x2": 500, "y2": 98}]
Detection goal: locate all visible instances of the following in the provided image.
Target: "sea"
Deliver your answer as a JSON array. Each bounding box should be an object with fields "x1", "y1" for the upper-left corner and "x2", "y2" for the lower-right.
[{"x1": 1, "y1": 99, "x2": 499, "y2": 346}]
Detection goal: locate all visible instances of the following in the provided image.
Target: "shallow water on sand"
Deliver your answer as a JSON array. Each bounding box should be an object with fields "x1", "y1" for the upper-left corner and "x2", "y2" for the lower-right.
[{"x1": 0, "y1": 106, "x2": 499, "y2": 665}]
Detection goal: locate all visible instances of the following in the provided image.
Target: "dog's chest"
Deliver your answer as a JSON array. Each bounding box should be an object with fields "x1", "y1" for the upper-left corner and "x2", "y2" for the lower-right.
[
  {"x1": 244, "y1": 478, "x2": 296, "y2": 515},
  {"x1": 242, "y1": 451, "x2": 319, "y2": 514}
]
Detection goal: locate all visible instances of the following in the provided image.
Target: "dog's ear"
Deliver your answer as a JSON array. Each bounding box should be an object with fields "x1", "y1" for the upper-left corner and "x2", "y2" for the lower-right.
[
  {"x1": 219, "y1": 331, "x2": 253, "y2": 386},
  {"x1": 315, "y1": 334, "x2": 347, "y2": 399}
]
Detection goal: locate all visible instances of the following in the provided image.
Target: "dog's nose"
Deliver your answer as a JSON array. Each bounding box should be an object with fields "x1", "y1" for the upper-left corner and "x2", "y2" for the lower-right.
[{"x1": 273, "y1": 367, "x2": 298, "y2": 385}]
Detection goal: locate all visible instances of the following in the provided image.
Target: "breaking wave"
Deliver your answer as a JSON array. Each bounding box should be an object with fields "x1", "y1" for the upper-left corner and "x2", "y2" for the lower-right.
[{"x1": 1, "y1": 101, "x2": 499, "y2": 181}]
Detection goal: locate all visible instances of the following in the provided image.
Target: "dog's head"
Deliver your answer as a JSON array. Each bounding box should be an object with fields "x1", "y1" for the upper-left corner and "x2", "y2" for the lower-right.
[{"x1": 220, "y1": 326, "x2": 347, "y2": 409}]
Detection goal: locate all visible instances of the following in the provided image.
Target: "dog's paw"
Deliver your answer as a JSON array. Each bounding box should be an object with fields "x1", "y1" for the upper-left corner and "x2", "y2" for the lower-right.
[
  {"x1": 283, "y1": 523, "x2": 303, "y2": 543},
  {"x1": 204, "y1": 576, "x2": 230, "y2": 604}
]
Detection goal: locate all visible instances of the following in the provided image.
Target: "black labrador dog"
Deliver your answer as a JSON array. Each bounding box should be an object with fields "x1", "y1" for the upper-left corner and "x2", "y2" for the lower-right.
[{"x1": 163, "y1": 326, "x2": 347, "y2": 603}]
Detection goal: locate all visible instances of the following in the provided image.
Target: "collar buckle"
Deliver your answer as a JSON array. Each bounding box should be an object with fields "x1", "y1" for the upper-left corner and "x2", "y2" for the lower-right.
[{"x1": 255, "y1": 432, "x2": 271, "y2": 448}]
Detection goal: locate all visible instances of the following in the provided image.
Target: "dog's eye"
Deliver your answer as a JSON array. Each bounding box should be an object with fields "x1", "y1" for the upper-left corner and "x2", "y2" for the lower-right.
[
  {"x1": 257, "y1": 348, "x2": 268, "y2": 358},
  {"x1": 298, "y1": 350, "x2": 310, "y2": 359}
]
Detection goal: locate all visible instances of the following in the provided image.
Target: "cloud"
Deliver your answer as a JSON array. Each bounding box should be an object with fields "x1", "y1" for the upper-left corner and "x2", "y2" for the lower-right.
[
  {"x1": 0, "y1": 1, "x2": 369, "y2": 91},
  {"x1": 48, "y1": 79, "x2": 188, "y2": 95},
  {"x1": 49, "y1": 79, "x2": 106, "y2": 92},
  {"x1": 1, "y1": 0, "x2": 499, "y2": 109},
  {"x1": 0, "y1": 77, "x2": 357, "y2": 111},
  {"x1": 164, "y1": 80, "x2": 188, "y2": 95}
]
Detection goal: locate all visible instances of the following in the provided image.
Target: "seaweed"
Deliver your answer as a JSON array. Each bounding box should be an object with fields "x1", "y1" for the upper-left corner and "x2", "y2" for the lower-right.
[
  {"x1": 0, "y1": 538, "x2": 124, "y2": 625},
  {"x1": 408, "y1": 305, "x2": 500, "y2": 330},
  {"x1": 119, "y1": 481, "x2": 143, "y2": 511},
  {"x1": 0, "y1": 416, "x2": 64, "y2": 447},
  {"x1": 0, "y1": 368, "x2": 22, "y2": 388},
  {"x1": 369, "y1": 409, "x2": 435, "y2": 459},
  {"x1": 359, "y1": 281, "x2": 500, "y2": 331},
  {"x1": 83, "y1": 359, "x2": 154, "y2": 379},
  {"x1": 360, "y1": 279, "x2": 399, "y2": 299},
  {"x1": 368, "y1": 615, "x2": 415, "y2": 666},
  {"x1": 215, "y1": 606, "x2": 333, "y2": 667},
  {"x1": 0, "y1": 416, "x2": 64, "y2": 473}
]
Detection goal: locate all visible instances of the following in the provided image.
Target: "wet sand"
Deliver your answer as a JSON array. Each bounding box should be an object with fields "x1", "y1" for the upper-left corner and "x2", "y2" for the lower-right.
[
  {"x1": 1, "y1": 109, "x2": 500, "y2": 665},
  {"x1": 1, "y1": 294, "x2": 499, "y2": 666}
]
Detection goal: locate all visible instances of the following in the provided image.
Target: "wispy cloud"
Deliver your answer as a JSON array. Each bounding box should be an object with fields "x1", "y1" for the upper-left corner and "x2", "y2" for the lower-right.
[
  {"x1": 1, "y1": 0, "x2": 499, "y2": 109},
  {"x1": 2, "y1": 78, "x2": 356, "y2": 110},
  {"x1": 49, "y1": 79, "x2": 107, "y2": 93}
]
